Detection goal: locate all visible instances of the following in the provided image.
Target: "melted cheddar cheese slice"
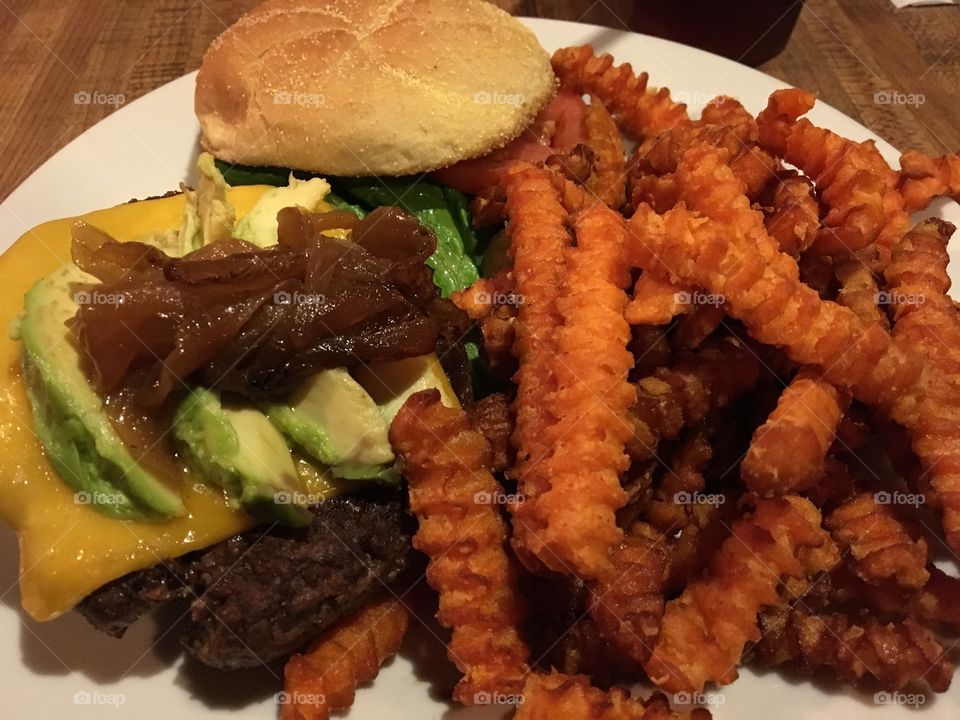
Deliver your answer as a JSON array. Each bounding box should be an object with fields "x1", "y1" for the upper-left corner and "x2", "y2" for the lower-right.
[{"x1": 0, "y1": 187, "x2": 276, "y2": 620}]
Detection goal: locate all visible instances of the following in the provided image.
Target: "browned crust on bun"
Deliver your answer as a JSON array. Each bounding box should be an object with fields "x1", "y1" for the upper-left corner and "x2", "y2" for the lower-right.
[{"x1": 195, "y1": 0, "x2": 557, "y2": 176}]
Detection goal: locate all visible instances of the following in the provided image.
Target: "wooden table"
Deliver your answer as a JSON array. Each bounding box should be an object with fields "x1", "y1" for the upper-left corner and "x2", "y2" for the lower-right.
[{"x1": 1, "y1": 0, "x2": 958, "y2": 202}]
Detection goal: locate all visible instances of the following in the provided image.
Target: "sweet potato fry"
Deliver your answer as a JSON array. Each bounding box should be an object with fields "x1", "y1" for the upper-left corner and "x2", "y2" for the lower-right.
[
  {"x1": 625, "y1": 271, "x2": 685, "y2": 325},
  {"x1": 899, "y1": 150, "x2": 960, "y2": 212},
  {"x1": 515, "y1": 204, "x2": 636, "y2": 580},
  {"x1": 645, "y1": 496, "x2": 833, "y2": 692},
  {"x1": 587, "y1": 522, "x2": 670, "y2": 666},
  {"x1": 281, "y1": 596, "x2": 410, "y2": 720},
  {"x1": 826, "y1": 493, "x2": 929, "y2": 590},
  {"x1": 390, "y1": 390, "x2": 530, "y2": 702},
  {"x1": 628, "y1": 145, "x2": 891, "y2": 390},
  {"x1": 583, "y1": 97, "x2": 627, "y2": 209},
  {"x1": 878, "y1": 218, "x2": 960, "y2": 552},
  {"x1": 834, "y1": 257, "x2": 888, "y2": 329},
  {"x1": 552, "y1": 45, "x2": 690, "y2": 140},
  {"x1": 754, "y1": 605, "x2": 953, "y2": 692},
  {"x1": 760, "y1": 171, "x2": 819, "y2": 256},
  {"x1": 502, "y1": 164, "x2": 570, "y2": 486},
  {"x1": 758, "y1": 89, "x2": 894, "y2": 258},
  {"x1": 741, "y1": 368, "x2": 850, "y2": 497},
  {"x1": 516, "y1": 672, "x2": 711, "y2": 720}
]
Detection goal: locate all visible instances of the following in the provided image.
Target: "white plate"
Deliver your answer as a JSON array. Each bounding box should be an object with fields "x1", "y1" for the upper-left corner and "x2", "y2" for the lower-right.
[{"x1": 1, "y1": 17, "x2": 958, "y2": 720}]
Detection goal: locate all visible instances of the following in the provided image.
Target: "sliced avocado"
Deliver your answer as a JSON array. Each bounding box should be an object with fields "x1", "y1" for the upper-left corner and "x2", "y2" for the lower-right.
[
  {"x1": 19, "y1": 263, "x2": 185, "y2": 520},
  {"x1": 178, "y1": 152, "x2": 236, "y2": 250},
  {"x1": 234, "y1": 175, "x2": 332, "y2": 247},
  {"x1": 354, "y1": 353, "x2": 460, "y2": 424},
  {"x1": 264, "y1": 368, "x2": 396, "y2": 481},
  {"x1": 173, "y1": 387, "x2": 311, "y2": 527}
]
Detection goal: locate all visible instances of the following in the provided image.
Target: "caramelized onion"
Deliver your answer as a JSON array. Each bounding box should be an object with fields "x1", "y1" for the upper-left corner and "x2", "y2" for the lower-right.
[{"x1": 70, "y1": 207, "x2": 446, "y2": 406}]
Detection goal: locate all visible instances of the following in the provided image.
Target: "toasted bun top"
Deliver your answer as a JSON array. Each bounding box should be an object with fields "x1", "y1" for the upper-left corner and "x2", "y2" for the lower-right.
[{"x1": 195, "y1": 0, "x2": 556, "y2": 176}]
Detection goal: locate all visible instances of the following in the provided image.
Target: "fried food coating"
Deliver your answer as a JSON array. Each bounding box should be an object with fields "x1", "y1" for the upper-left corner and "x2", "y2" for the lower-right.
[
  {"x1": 754, "y1": 605, "x2": 953, "y2": 693},
  {"x1": 760, "y1": 171, "x2": 820, "y2": 256},
  {"x1": 587, "y1": 523, "x2": 669, "y2": 666},
  {"x1": 503, "y1": 164, "x2": 570, "y2": 485},
  {"x1": 899, "y1": 150, "x2": 960, "y2": 212},
  {"x1": 625, "y1": 271, "x2": 686, "y2": 325},
  {"x1": 583, "y1": 96, "x2": 627, "y2": 209},
  {"x1": 551, "y1": 45, "x2": 690, "y2": 140},
  {"x1": 741, "y1": 368, "x2": 850, "y2": 497},
  {"x1": 645, "y1": 496, "x2": 832, "y2": 692},
  {"x1": 879, "y1": 218, "x2": 960, "y2": 552},
  {"x1": 515, "y1": 204, "x2": 636, "y2": 580},
  {"x1": 629, "y1": 338, "x2": 759, "y2": 462},
  {"x1": 390, "y1": 390, "x2": 530, "y2": 702},
  {"x1": 281, "y1": 596, "x2": 410, "y2": 720},
  {"x1": 517, "y1": 672, "x2": 712, "y2": 720},
  {"x1": 758, "y1": 89, "x2": 908, "y2": 267},
  {"x1": 628, "y1": 144, "x2": 890, "y2": 390},
  {"x1": 834, "y1": 257, "x2": 889, "y2": 329},
  {"x1": 826, "y1": 493, "x2": 929, "y2": 590}
]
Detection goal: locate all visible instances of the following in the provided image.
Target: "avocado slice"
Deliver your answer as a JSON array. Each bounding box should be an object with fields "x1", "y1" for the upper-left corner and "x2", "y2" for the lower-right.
[
  {"x1": 233, "y1": 175, "x2": 332, "y2": 247},
  {"x1": 174, "y1": 387, "x2": 311, "y2": 526},
  {"x1": 18, "y1": 263, "x2": 185, "y2": 520},
  {"x1": 264, "y1": 368, "x2": 396, "y2": 481},
  {"x1": 354, "y1": 353, "x2": 460, "y2": 423}
]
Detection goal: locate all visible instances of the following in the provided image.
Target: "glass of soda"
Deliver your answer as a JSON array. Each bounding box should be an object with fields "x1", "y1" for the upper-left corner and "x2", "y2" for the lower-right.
[{"x1": 630, "y1": 0, "x2": 805, "y2": 66}]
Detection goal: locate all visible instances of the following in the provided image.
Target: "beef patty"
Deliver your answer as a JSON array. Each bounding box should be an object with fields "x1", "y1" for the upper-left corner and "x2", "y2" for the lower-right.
[{"x1": 78, "y1": 491, "x2": 413, "y2": 670}]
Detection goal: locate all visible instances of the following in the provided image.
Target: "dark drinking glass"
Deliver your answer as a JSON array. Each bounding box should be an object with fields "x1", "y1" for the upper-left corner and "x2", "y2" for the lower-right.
[{"x1": 631, "y1": 0, "x2": 805, "y2": 66}]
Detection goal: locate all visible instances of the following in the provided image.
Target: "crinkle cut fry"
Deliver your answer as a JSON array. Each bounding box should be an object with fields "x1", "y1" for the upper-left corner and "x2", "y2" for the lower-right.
[
  {"x1": 516, "y1": 672, "x2": 712, "y2": 720},
  {"x1": 758, "y1": 89, "x2": 907, "y2": 266},
  {"x1": 754, "y1": 605, "x2": 953, "y2": 693},
  {"x1": 877, "y1": 218, "x2": 960, "y2": 551},
  {"x1": 628, "y1": 338, "x2": 760, "y2": 462},
  {"x1": 628, "y1": 143, "x2": 890, "y2": 390},
  {"x1": 583, "y1": 96, "x2": 627, "y2": 209},
  {"x1": 625, "y1": 271, "x2": 686, "y2": 325},
  {"x1": 503, "y1": 164, "x2": 570, "y2": 493},
  {"x1": 517, "y1": 204, "x2": 636, "y2": 580},
  {"x1": 760, "y1": 171, "x2": 819, "y2": 257},
  {"x1": 834, "y1": 258, "x2": 888, "y2": 329},
  {"x1": 551, "y1": 45, "x2": 690, "y2": 140},
  {"x1": 281, "y1": 596, "x2": 410, "y2": 720},
  {"x1": 900, "y1": 150, "x2": 960, "y2": 212},
  {"x1": 826, "y1": 493, "x2": 929, "y2": 590},
  {"x1": 587, "y1": 522, "x2": 670, "y2": 665},
  {"x1": 390, "y1": 390, "x2": 530, "y2": 702},
  {"x1": 645, "y1": 496, "x2": 832, "y2": 693},
  {"x1": 741, "y1": 367, "x2": 850, "y2": 497}
]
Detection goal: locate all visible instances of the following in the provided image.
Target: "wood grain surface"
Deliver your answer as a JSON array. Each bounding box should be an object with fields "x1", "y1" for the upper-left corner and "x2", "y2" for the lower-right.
[{"x1": 0, "y1": 0, "x2": 957, "y2": 201}]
